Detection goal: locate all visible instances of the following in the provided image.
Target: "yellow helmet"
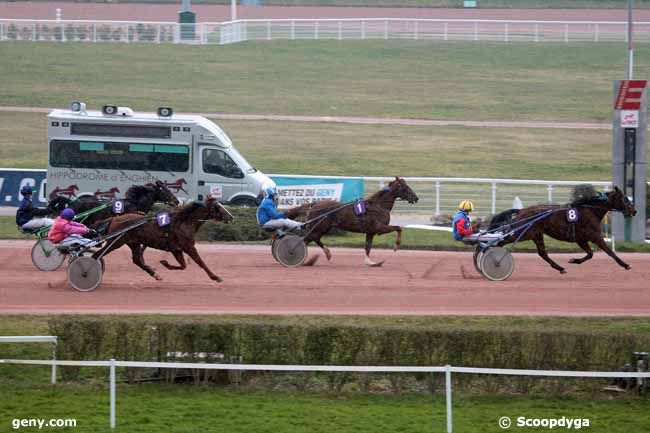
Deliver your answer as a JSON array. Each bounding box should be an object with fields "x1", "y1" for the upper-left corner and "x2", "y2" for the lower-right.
[{"x1": 458, "y1": 200, "x2": 475, "y2": 212}]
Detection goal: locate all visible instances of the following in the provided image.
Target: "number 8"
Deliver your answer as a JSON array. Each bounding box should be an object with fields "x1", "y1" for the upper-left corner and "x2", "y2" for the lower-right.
[{"x1": 568, "y1": 209, "x2": 576, "y2": 220}]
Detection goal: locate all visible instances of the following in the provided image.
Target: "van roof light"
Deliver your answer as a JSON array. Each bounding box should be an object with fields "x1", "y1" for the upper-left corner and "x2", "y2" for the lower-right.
[
  {"x1": 102, "y1": 105, "x2": 134, "y2": 117},
  {"x1": 70, "y1": 101, "x2": 86, "y2": 114},
  {"x1": 157, "y1": 107, "x2": 173, "y2": 118}
]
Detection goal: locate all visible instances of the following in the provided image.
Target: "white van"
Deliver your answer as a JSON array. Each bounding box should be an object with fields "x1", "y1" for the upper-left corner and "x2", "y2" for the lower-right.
[{"x1": 46, "y1": 102, "x2": 273, "y2": 206}]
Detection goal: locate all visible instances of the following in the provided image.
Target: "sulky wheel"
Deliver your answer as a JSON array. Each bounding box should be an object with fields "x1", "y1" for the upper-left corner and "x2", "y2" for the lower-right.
[
  {"x1": 31, "y1": 239, "x2": 66, "y2": 271},
  {"x1": 478, "y1": 247, "x2": 514, "y2": 281},
  {"x1": 275, "y1": 235, "x2": 308, "y2": 268},
  {"x1": 271, "y1": 237, "x2": 280, "y2": 263},
  {"x1": 67, "y1": 256, "x2": 103, "y2": 292},
  {"x1": 472, "y1": 245, "x2": 485, "y2": 275}
]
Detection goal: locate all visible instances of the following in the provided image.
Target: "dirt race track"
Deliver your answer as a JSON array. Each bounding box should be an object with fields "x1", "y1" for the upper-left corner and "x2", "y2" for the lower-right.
[{"x1": 1, "y1": 240, "x2": 649, "y2": 316}]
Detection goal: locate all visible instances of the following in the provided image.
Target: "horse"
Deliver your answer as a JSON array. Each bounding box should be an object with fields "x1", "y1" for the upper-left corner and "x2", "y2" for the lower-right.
[
  {"x1": 93, "y1": 197, "x2": 233, "y2": 282},
  {"x1": 286, "y1": 177, "x2": 419, "y2": 267},
  {"x1": 47, "y1": 181, "x2": 179, "y2": 225},
  {"x1": 495, "y1": 186, "x2": 636, "y2": 274}
]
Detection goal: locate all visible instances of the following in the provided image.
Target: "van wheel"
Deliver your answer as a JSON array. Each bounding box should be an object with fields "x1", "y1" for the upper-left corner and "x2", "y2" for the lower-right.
[{"x1": 230, "y1": 197, "x2": 258, "y2": 208}]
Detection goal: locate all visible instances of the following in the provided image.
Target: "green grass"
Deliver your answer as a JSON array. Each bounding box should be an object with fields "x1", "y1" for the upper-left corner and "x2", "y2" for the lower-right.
[
  {"x1": 1, "y1": 383, "x2": 650, "y2": 433},
  {"x1": 1, "y1": 41, "x2": 648, "y2": 123},
  {"x1": 0, "y1": 112, "x2": 625, "y2": 180}
]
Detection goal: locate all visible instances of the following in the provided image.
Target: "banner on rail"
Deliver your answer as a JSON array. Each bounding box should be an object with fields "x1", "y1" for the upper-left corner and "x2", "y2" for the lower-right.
[
  {"x1": 271, "y1": 176, "x2": 365, "y2": 209},
  {"x1": 0, "y1": 169, "x2": 48, "y2": 207}
]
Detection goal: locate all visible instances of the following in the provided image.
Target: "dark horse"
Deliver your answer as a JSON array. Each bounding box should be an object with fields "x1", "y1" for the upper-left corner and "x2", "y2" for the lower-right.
[
  {"x1": 286, "y1": 177, "x2": 419, "y2": 266},
  {"x1": 94, "y1": 197, "x2": 233, "y2": 282},
  {"x1": 494, "y1": 186, "x2": 636, "y2": 274},
  {"x1": 47, "y1": 181, "x2": 179, "y2": 225}
]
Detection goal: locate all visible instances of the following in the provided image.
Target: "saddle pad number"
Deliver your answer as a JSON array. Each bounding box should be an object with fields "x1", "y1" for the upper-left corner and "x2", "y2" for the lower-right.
[
  {"x1": 353, "y1": 200, "x2": 366, "y2": 216},
  {"x1": 566, "y1": 208, "x2": 579, "y2": 223},
  {"x1": 113, "y1": 200, "x2": 125, "y2": 214},
  {"x1": 156, "y1": 212, "x2": 170, "y2": 227}
]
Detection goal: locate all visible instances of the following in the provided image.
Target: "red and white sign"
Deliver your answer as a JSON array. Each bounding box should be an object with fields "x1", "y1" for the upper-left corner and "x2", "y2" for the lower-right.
[
  {"x1": 621, "y1": 110, "x2": 639, "y2": 128},
  {"x1": 614, "y1": 80, "x2": 647, "y2": 110}
]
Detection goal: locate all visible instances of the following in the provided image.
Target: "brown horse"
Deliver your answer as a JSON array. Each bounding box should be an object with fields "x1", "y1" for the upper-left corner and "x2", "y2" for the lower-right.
[
  {"x1": 497, "y1": 186, "x2": 636, "y2": 274},
  {"x1": 93, "y1": 197, "x2": 233, "y2": 282},
  {"x1": 286, "y1": 177, "x2": 419, "y2": 266}
]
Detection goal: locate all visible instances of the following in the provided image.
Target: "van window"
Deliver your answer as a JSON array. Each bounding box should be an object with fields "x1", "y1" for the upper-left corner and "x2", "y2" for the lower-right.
[
  {"x1": 50, "y1": 140, "x2": 189, "y2": 172},
  {"x1": 202, "y1": 148, "x2": 243, "y2": 179}
]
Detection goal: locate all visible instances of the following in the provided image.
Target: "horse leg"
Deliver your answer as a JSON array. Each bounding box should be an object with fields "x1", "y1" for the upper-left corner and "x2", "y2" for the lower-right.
[
  {"x1": 532, "y1": 235, "x2": 566, "y2": 274},
  {"x1": 160, "y1": 250, "x2": 186, "y2": 270},
  {"x1": 393, "y1": 227, "x2": 402, "y2": 252},
  {"x1": 315, "y1": 239, "x2": 332, "y2": 261},
  {"x1": 364, "y1": 233, "x2": 384, "y2": 267},
  {"x1": 129, "y1": 244, "x2": 162, "y2": 280},
  {"x1": 184, "y1": 244, "x2": 223, "y2": 282},
  {"x1": 592, "y1": 237, "x2": 631, "y2": 270},
  {"x1": 569, "y1": 241, "x2": 593, "y2": 264}
]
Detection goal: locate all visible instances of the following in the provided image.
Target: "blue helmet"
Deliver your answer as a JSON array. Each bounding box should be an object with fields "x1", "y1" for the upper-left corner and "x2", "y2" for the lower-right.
[
  {"x1": 264, "y1": 186, "x2": 277, "y2": 198},
  {"x1": 60, "y1": 208, "x2": 75, "y2": 220},
  {"x1": 20, "y1": 185, "x2": 34, "y2": 195}
]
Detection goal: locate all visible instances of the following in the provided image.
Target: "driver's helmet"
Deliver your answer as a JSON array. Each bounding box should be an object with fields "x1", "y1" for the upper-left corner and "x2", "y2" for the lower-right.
[
  {"x1": 60, "y1": 208, "x2": 75, "y2": 220},
  {"x1": 458, "y1": 200, "x2": 475, "y2": 212},
  {"x1": 264, "y1": 186, "x2": 277, "y2": 198},
  {"x1": 20, "y1": 185, "x2": 34, "y2": 196}
]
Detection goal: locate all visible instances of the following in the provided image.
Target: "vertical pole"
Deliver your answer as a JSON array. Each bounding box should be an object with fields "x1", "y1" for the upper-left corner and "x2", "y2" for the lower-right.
[
  {"x1": 628, "y1": 0, "x2": 634, "y2": 79},
  {"x1": 414, "y1": 20, "x2": 418, "y2": 40},
  {"x1": 444, "y1": 22, "x2": 448, "y2": 41},
  {"x1": 491, "y1": 183, "x2": 497, "y2": 214},
  {"x1": 361, "y1": 20, "x2": 365, "y2": 40},
  {"x1": 291, "y1": 20, "x2": 295, "y2": 40},
  {"x1": 535, "y1": 23, "x2": 539, "y2": 42},
  {"x1": 315, "y1": 21, "x2": 318, "y2": 40},
  {"x1": 564, "y1": 23, "x2": 568, "y2": 42},
  {"x1": 474, "y1": 22, "x2": 478, "y2": 41},
  {"x1": 435, "y1": 181, "x2": 441, "y2": 216},
  {"x1": 338, "y1": 21, "x2": 342, "y2": 40},
  {"x1": 51, "y1": 342, "x2": 57, "y2": 385},
  {"x1": 504, "y1": 23, "x2": 508, "y2": 42},
  {"x1": 445, "y1": 365, "x2": 452, "y2": 433},
  {"x1": 384, "y1": 20, "x2": 388, "y2": 39},
  {"x1": 33, "y1": 23, "x2": 36, "y2": 41},
  {"x1": 267, "y1": 21, "x2": 271, "y2": 40},
  {"x1": 110, "y1": 359, "x2": 116, "y2": 430},
  {"x1": 547, "y1": 184, "x2": 553, "y2": 203},
  {"x1": 595, "y1": 23, "x2": 599, "y2": 42},
  {"x1": 93, "y1": 23, "x2": 97, "y2": 42},
  {"x1": 231, "y1": 0, "x2": 237, "y2": 21}
]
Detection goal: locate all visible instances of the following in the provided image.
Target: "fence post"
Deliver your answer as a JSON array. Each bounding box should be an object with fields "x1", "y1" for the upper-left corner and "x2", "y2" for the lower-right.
[
  {"x1": 595, "y1": 23, "x2": 599, "y2": 42},
  {"x1": 361, "y1": 20, "x2": 366, "y2": 40},
  {"x1": 474, "y1": 22, "x2": 478, "y2": 41},
  {"x1": 338, "y1": 21, "x2": 342, "y2": 40},
  {"x1": 315, "y1": 21, "x2": 318, "y2": 40},
  {"x1": 384, "y1": 20, "x2": 388, "y2": 39},
  {"x1": 504, "y1": 23, "x2": 508, "y2": 42},
  {"x1": 414, "y1": 20, "x2": 418, "y2": 40},
  {"x1": 109, "y1": 358, "x2": 116, "y2": 430},
  {"x1": 445, "y1": 365, "x2": 452, "y2": 433},
  {"x1": 491, "y1": 182, "x2": 497, "y2": 214},
  {"x1": 93, "y1": 23, "x2": 96, "y2": 42},
  {"x1": 33, "y1": 23, "x2": 36, "y2": 41},
  {"x1": 51, "y1": 342, "x2": 57, "y2": 385},
  {"x1": 564, "y1": 23, "x2": 568, "y2": 42},
  {"x1": 291, "y1": 20, "x2": 295, "y2": 40},
  {"x1": 435, "y1": 181, "x2": 441, "y2": 216},
  {"x1": 535, "y1": 23, "x2": 539, "y2": 42},
  {"x1": 266, "y1": 20, "x2": 271, "y2": 40},
  {"x1": 547, "y1": 184, "x2": 553, "y2": 203}
]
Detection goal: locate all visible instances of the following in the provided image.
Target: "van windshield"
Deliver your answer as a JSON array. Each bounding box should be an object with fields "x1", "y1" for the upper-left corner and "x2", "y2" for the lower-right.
[{"x1": 228, "y1": 146, "x2": 256, "y2": 173}]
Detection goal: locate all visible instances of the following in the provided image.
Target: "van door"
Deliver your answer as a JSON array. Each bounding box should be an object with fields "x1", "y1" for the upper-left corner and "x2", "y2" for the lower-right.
[{"x1": 196, "y1": 146, "x2": 244, "y2": 202}]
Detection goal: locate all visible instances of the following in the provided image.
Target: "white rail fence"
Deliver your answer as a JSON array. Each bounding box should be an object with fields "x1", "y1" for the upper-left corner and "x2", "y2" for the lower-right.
[
  {"x1": 2, "y1": 18, "x2": 650, "y2": 45},
  {"x1": 2, "y1": 357, "x2": 649, "y2": 432},
  {"x1": 357, "y1": 176, "x2": 609, "y2": 217},
  {"x1": 0, "y1": 336, "x2": 57, "y2": 384}
]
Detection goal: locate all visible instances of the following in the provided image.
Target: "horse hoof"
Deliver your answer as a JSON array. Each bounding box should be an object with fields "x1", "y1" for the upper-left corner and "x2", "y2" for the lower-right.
[
  {"x1": 625, "y1": 265, "x2": 632, "y2": 271},
  {"x1": 324, "y1": 250, "x2": 332, "y2": 261},
  {"x1": 212, "y1": 276, "x2": 223, "y2": 282},
  {"x1": 153, "y1": 274, "x2": 163, "y2": 281},
  {"x1": 365, "y1": 260, "x2": 384, "y2": 268},
  {"x1": 560, "y1": 269, "x2": 567, "y2": 274}
]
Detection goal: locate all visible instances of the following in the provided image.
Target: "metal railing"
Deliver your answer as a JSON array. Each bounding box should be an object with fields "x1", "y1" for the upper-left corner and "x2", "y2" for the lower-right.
[
  {"x1": 0, "y1": 336, "x2": 57, "y2": 384},
  {"x1": 2, "y1": 18, "x2": 650, "y2": 45},
  {"x1": 2, "y1": 357, "x2": 649, "y2": 432},
  {"x1": 272, "y1": 174, "x2": 613, "y2": 217}
]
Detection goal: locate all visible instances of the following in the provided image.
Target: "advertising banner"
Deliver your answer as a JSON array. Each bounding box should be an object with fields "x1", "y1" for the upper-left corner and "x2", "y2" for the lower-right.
[
  {"x1": 0, "y1": 169, "x2": 48, "y2": 206},
  {"x1": 271, "y1": 176, "x2": 365, "y2": 209}
]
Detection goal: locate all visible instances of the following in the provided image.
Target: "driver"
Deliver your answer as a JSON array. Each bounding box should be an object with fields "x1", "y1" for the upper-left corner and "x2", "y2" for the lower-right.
[
  {"x1": 452, "y1": 200, "x2": 479, "y2": 241},
  {"x1": 48, "y1": 208, "x2": 97, "y2": 248},
  {"x1": 256, "y1": 186, "x2": 301, "y2": 232},
  {"x1": 16, "y1": 185, "x2": 54, "y2": 230}
]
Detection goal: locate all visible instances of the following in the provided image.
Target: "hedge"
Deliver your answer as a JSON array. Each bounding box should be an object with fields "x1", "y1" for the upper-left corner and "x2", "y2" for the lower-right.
[{"x1": 48, "y1": 316, "x2": 650, "y2": 394}]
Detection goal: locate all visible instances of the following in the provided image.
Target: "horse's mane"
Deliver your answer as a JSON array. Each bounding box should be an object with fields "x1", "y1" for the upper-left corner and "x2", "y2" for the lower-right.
[
  {"x1": 125, "y1": 185, "x2": 153, "y2": 202},
  {"x1": 366, "y1": 188, "x2": 390, "y2": 203},
  {"x1": 173, "y1": 201, "x2": 205, "y2": 222}
]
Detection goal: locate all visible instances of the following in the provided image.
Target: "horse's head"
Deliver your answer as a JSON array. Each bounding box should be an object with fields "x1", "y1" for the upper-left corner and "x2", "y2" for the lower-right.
[
  {"x1": 153, "y1": 181, "x2": 180, "y2": 207},
  {"x1": 389, "y1": 177, "x2": 419, "y2": 204},
  {"x1": 47, "y1": 196, "x2": 71, "y2": 215},
  {"x1": 205, "y1": 196, "x2": 234, "y2": 223},
  {"x1": 608, "y1": 186, "x2": 637, "y2": 217}
]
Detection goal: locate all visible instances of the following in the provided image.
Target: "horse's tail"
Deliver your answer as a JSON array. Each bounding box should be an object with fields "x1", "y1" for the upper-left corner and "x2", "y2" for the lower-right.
[{"x1": 488, "y1": 208, "x2": 520, "y2": 231}]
